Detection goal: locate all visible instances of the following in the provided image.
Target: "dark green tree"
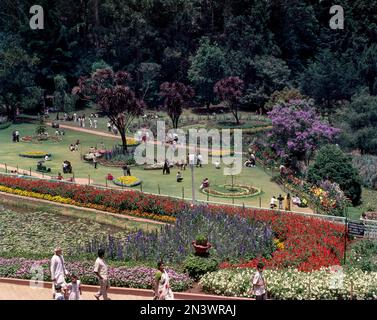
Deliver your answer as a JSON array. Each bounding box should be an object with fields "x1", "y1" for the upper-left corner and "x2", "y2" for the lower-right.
[
  {"x1": 307, "y1": 144, "x2": 362, "y2": 206},
  {"x1": 188, "y1": 37, "x2": 227, "y2": 113}
]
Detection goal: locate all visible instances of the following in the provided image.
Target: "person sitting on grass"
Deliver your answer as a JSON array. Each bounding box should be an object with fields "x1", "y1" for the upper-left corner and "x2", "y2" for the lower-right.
[
  {"x1": 44, "y1": 154, "x2": 51, "y2": 161},
  {"x1": 270, "y1": 196, "x2": 277, "y2": 209},
  {"x1": 57, "y1": 172, "x2": 63, "y2": 180},
  {"x1": 176, "y1": 171, "x2": 183, "y2": 182},
  {"x1": 69, "y1": 144, "x2": 75, "y2": 152},
  {"x1": 106, "y1": 173, "x2": 114, "y2": 181},
  {"x1": 200, "y1": 178, "x2": 209, "y2": 190},
  {"x1": 292, "y1": 195, "x2": 301, "y2": 206}
]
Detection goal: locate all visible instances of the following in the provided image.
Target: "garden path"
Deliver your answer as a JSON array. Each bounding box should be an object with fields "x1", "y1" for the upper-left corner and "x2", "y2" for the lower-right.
[
  {"x1": 0, "y1": 282, "x2": 149, "y2": 300},
  {"x1": 0, "y1": 163, "x2": 94, "y2": 184}
]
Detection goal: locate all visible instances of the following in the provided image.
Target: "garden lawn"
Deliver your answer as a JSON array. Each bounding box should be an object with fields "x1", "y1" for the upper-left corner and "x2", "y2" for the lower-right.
[{"x1": 0, "y1": 121, "x2": 292, "y2": 209}]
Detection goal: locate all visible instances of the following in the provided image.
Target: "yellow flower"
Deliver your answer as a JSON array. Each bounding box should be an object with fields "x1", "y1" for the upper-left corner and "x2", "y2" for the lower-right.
[{"x1": 117, "y1": 176, "x2": 139, "y2": 185}]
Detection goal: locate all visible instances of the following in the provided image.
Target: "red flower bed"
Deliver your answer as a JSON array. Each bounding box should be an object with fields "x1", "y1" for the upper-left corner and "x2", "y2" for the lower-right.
[
  {"x1": 0, "y1": 175, "x2": 347, "y2": 271},
  {"x1": 215, "y1": 207, "x2": 347, "y2": 271}
]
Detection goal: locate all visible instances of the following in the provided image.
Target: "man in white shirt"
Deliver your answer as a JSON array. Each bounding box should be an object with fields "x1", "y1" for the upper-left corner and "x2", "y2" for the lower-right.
[
  {"x1": 94, "y1": 249, "x2": 110, "y2": 300},
  {"x1": 250, "y1": 262, "x2": 267, "y2": 300},
  {"x1": 50, "y1": 247, "x2": 69, "y2": 299}
]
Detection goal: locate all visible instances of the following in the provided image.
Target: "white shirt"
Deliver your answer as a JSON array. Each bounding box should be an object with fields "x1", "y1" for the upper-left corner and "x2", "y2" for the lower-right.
[
  {"x1": 270, "y1": 198, "x2": 277, "y2": 205},
  {"x1": 252, "y1": 271, "x2": 266, "y2": 296},
  {"x1": 50, "y1": 254, "x2": 68, "y2": 283},
  {"x1": 94, "y1": 258, "x2": 108, "y2": 280},
  {"x1": 67, "y1": 280, "x2": 81, "y2": 300}
]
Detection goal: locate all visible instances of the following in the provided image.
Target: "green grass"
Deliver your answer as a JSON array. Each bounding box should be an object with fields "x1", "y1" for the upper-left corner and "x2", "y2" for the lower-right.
[
  {"x1": 347, "y1": 188, "x2": 377, "y2": 220},
  {"x1": 0, "y1": 121, "x2": 291, "y2": 209}
]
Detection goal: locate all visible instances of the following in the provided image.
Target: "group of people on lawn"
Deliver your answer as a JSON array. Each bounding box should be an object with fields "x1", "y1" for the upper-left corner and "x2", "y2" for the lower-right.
[
  {"x1": 270, "y1": 193, "x2": 307, "y2": 210},
  {"x1": 50, "y1": 247, "x2": 174, "y2": 300}
]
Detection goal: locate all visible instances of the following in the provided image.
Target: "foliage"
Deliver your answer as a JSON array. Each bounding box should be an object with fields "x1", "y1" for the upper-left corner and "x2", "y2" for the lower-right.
[
  {"x1": 73, "y1": 68, "x2": 144, "y2": 152},
  {"x1": 0, "y1": 33, "x2": 42, "y2": 120},
  {"x1": 265, "y1": 87, "x2": 306, "y2": 111},
  {"x1": 214, "y1": 76, "x2": 244, "y2": 124},
  {"x1": 183, "y1": 254, "x2": 219, "y2": 280},
  {"x1": 53, "y1": 75, "x2": 76, "y2": 115},
  {"x1": 159, "y1": 81, "x2": 194, "y2": 128},
  {"x1": 35, "y1": 116, "x2": 47, "y2": 135},
  {"x1": 188, "y1": 37, "x2": 227, "y2": 110},
  {"x1": 300, "y1": 49, "x2": 359, "y2": 113},
  {"x1": 267, "y1": 99, "x2": 340, "y2": 166},
  {"x1": 307, "y1": 145, "x2": 362, "y2": 206},
  {"x1": 347, "y1": 240, "x2": 377, "y2": 272},
  {"x1": 200, "y1": 268, "x2": 377, "y2": 300},
  {"x1": 337, "y1": 94, "x2": 377, "y2": 155},
  {"x1": 352, "y1": 155, "x2": 377, "y2": 190},
  {"x1": 0, "y1": 210, "x2": 124, "y2": 258}
]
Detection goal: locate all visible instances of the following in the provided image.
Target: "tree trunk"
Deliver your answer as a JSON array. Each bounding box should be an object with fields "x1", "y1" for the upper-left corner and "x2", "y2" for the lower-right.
[
  {"x1": 206, "y1": 102, "x2": 210, "y2": 119},
  {"x1": 119, "y1": 128, "x2": 128, "y2": 154}
]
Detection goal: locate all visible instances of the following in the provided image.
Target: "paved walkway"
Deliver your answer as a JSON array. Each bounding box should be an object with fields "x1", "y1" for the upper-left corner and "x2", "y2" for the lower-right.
[{"x1": 0, "y1": 283, "x2": 150, "y2": 300}]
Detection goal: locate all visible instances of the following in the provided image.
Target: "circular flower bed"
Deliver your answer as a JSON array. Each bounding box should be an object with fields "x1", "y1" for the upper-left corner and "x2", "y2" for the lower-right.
[
  {"x1": 209, "y1": 149, "x2": 233, "y2": 157},
  {"x1": 201, "y1": 184, "x2": 260, "y2": 198},
  {"x1": 21, "y1": 135, "x2": 62, "y2": 143},
  {"x1": 113, "y1": 176, "x2": 142, "y2": 187},
  {"x1": 19, "y1": 151, "x2": 51, "y2": 159}
]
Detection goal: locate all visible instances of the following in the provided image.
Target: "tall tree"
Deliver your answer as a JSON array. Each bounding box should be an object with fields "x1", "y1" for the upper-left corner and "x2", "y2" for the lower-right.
[
  {"x1": 359, "y1": 44, "x2": 377, "y2": 96},
  {"x1": 188, "y1": 37, "x2": 227, "y2": 113},
  {"x1": 0, "y1": 33, "x2": 41, "y2": 121},
  {"x1": 160, "y1": 82, "x2": 194, "y2": 129},
  {"x1": 53, "y1": 75, "x2": 76, "y2": 120},
  {"x1": 214, "y1": 76, "x2": 244, "y2": 124},
  {"x1": 73, "y1": 68, "x2": 144, "y2": 153}
]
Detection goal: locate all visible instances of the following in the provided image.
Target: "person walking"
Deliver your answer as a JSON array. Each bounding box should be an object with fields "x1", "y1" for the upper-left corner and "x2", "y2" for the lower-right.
[
  {"x1": 107, "y1": 121, "x2": 112, "y2": 132},
  {"x1": 277, "y1": 194, "x2": 284, "y2": 210},
  {"x1": 154, "y1": 261, "x2": 174, "y2": 300},
  {"x1": 163, "y1": 159, "x2": 170, "y2": 175},
  {"x1": 284, "y1": 193, "x2": 291, "y2": 211},
  {"x1": 250, "y1": 262, "x2": 267, "y2": 300},
  {"x1": 94, "y1": 249, "x2": 110, "y2": 300},
  {"x1": 93, "y1": 156, "x2": 98, "y2": 169},
  {"x1": 122, "y1": 164, "x2": 131, "y2": 176},
  {"x1": 93, "y1": 118, "x2": 98, "y2": 129},
  {"x1": 15, "y1": 130, "x2": 20, "y2": 142},
  {"x1": 50, "y1": 247, "x2": 69, "y2": 299}
]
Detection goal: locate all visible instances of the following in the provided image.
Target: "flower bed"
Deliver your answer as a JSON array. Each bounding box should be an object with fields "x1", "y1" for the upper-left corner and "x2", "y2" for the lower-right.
[
  {"x1": 200, "y1": 268, "x2": 377, "y2": 300},
  {"x1": 80, "y1": 208, "x2": 274, "y2": 265},
  {"x1": 19, "y1": 151, "x2": 51, "y2": 159},
  {"x1": 208, "y1": 149, "x2": 233, "y2": 157},
  {"x1": 0, "y1": 257, "x2": 192, "y2": 292},
  {"x1": 113, "y1": 176, "x2": 142, "y2": 187},
  {"x1": 0, "y1": 174, "x2": 347, "y2": 271},
  {"x1": 21, "y1": 135, "x2": 62, "y2": 143},
  {"x1": 201, "y1": 184, "x2": 260, "y2": 198}
]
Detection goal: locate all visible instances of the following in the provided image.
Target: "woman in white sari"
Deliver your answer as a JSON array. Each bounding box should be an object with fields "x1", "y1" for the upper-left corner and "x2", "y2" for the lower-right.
[{"x1": 154, "y1": 261, "x2": 174, "y2": 300}]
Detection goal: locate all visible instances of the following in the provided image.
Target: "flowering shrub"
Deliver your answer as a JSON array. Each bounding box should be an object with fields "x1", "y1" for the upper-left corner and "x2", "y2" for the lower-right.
[
  {"x1": 285, "y1": 175, "x2": 349, "y2": 216},
  {"x1": 200, "y1": 268, "x2": 377, "y2": 300},
  {"x1": 0, "y1": 257, "x2": 192, "y2": 291},
  {"x1": 352, "y1": 155, "x2": 377, "y2": 190}
]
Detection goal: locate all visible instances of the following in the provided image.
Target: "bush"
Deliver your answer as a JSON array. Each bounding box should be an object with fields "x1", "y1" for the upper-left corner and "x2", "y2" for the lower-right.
[
  {"x1": 352, "y1": 155, "x2": 377, "y2": 190},
  {"x1": 307, "y1": 145, "x2": 362, "y2": 205},
  {"x1": 183, "y1": 254, "x2": 219, "y2": 280}
]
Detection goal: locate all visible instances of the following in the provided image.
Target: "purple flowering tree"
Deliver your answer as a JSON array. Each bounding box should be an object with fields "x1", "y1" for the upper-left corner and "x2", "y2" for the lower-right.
[
  {"x1": 267, "y1": 99, "x2": 340, "y2": 167},
  {"x1": 160, "y1": 82, "x2": 195, "y2": 129},
  {"x1": 214, "y1": 76, "x2": 244, "y2": 124}
]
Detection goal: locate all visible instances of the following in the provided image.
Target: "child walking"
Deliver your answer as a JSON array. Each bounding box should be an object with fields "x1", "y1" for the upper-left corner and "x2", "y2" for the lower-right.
[{"x1": 67, "y1": 274, "x2": 82, "y2": 300}]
